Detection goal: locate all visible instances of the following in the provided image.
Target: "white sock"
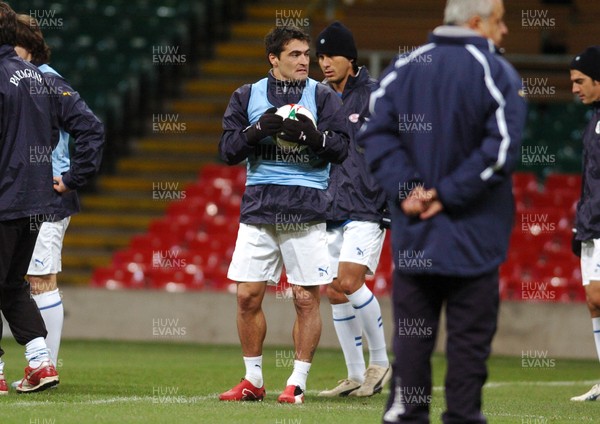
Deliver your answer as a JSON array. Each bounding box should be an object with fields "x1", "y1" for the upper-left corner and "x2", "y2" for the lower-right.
[
  {"x1": 286, "y1": 360, "x2": 311, "y2": 391},
  {"x1": 592, "y1": 318, "x2": 600, "y2": 362},
  {"x1": 25, "y1": 337, "x2": 50, "y2": 368},
  {"x1": 347, "y1": 284, "x2": 389, "y2": 368},
  {"x1": 33, "y1": 289, "x2": 63, "y2": 367},
  {"x1": 0, "y1": 359, "x2": 4, "y2": 375},
  {"x1": 332, "y1": 303, "x2": 366, "y2": 383},
  {"x1": 243, "y1": 355, "x2": 263, "y2": 388}
]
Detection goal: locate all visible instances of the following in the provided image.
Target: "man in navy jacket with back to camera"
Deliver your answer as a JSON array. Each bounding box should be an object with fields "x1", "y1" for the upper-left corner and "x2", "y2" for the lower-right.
[
  {"x1": 0, "y1": 1, "x2": 65, "y2": 395},
  {"x1": 359, "y1": 0, "x2": 527, "y2": 422},
  {"x1": 11, "y1": 12, "x2": 105, "y2": 391}
]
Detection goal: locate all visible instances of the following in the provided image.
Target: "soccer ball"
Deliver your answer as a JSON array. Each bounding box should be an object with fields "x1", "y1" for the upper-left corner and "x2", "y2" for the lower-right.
[{"x1": 274, "y1": 104, "x2": 316, "y2": 150}]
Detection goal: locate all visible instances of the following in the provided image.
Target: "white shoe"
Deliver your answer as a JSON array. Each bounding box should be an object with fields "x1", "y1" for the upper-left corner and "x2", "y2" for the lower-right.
[
  {"x1": 570, "y1": 384, "x2": 600, "y2": 401},
  {"x1": 355, "y1": 364, "x2": 391, "y2": 397},
  {"x1": 318, "y1": 378, "x2": 361, "y2": 397}
]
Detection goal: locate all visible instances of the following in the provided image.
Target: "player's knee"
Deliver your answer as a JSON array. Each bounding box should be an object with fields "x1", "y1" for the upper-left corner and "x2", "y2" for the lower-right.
[
  {"x1": 27, "y1": 274, "x2": 56, "y2": 294},
  {"x1": 338, "y1": 276, "x2": 363, "y2": 296},
  {"x1": 237, "y1": 285, "x2": 263, "y2": 312},
  {"x1": 293, "y1": 286, "x2": 319, "y2": 312}
]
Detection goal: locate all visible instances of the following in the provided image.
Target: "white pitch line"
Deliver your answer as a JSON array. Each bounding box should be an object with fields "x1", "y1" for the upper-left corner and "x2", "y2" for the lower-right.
[
  {"x1": 483, "y1": 379, "x2": 599, "y2": 388},
  {"x1": 7, "y1": 394, "x2": 215, "y2": 407},
  {"x1": 6, "y1": 380, "x2": 598, "y2": 407}
]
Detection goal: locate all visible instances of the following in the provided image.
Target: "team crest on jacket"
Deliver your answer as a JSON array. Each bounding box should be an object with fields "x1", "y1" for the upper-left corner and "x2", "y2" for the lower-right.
[
  {"x1": 595, "y1": 120, "x2": 600, "y2": 135},
  {"x1": 349, "y1": 113, "x2": 360, "y2": 123}
]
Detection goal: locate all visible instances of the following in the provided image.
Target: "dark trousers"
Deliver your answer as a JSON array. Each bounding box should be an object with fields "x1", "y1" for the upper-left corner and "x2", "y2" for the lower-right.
[
  {"x1": 383, "y1": 270, "x2": 499, "y2": 424},
  {"x1": 0, "y1": 217, "x2": 48, "y2": 357}
]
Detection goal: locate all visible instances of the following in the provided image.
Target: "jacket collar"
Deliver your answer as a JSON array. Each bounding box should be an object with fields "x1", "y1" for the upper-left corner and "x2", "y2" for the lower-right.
[
  {"x1": 344, "y1": 66, "x2": 371, "y2": 91},
  {"x1": 0, "y1": 44, "x2": 17, "y2": 60},
  {"x1": 429, "y1": 25, "x2": 497, "y2": 53},
  {"x1": 321, "y1": 66, "x2": 373, "y2": 96}
]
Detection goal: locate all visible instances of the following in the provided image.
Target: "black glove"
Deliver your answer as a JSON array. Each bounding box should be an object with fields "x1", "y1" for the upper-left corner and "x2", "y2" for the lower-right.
[
  {"x1": 279, "y1": 114, "x2": 323, "y2": 151},
  {"x1": 572, "y1": 230, "x2": 581, "y2": 257},
  {"x1": 244, "y1": 107, "x2": 283, "y2": 145}
]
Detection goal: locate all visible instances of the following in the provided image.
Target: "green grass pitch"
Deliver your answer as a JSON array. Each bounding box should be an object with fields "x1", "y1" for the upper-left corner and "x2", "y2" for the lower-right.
[{"x1": 0, "y1": 339, "x2": 597, "y2": 423}]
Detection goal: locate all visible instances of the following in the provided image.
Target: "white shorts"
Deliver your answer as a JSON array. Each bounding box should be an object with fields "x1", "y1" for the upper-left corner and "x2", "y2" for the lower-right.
[
  {"x1": 227, "y1": 222, "x2": 332, "y2": 286},
  {"x1": 327, "y1": 221, "x2": 385, "y2": 279},
  {"x1": 580, "y1": 239, "x2": 600, "y2": 286},
  {"x1": 27, "y1": 217, "x2": 71, "y2": 275}
]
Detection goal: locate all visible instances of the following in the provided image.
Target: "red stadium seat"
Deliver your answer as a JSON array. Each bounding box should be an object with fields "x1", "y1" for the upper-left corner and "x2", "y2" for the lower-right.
[
  {"x1": 147, "y1": 267, "x2": 204, "y2": 291},
  {"x1": 90, "y1": 266, "x2": 146, "y2": 290},
  {"x1": 199, "y1": 163, "x2": 241, "y2": 180},
  {"x1": 568, "y1": 280, "x2": 586, "y2": 302},
  {"x1": 542, "y1": 188, "x2": 580, "y2": 210},
  {"x1": 183, "y1": 181, "x2": 222, "y2": 200},
  {"x1": 515, "y1": 209, "x2": 571, "y2": 237},
  {"x1": 112, "y1": 248, "x2": 155, "y2": 272},
  {"x1": 129, "y1": 233, "x2": 185, "y2": 251},
  {"x1": 544, "y1": 173, "x2": 582, "y2": 191},
  {"x1": 149, "y1": 217, "x2": 201, "y2": 246},
  {"x1": 166, "y1": 196, "x2": 209, "y2": 218},
  {"x1": 512, "y1": 172, "x2": 538, "y2": 192},
  {"x1": 202, "y1": 260, "x2": 232, "y2": 291}
]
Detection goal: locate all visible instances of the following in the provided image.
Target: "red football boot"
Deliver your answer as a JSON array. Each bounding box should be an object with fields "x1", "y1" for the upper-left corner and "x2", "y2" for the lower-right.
[
  {"x1": 16, "y1": 362, "x2": 59, "y2": 394},
  {"x1": 0, "y1": 374, "x2": 8, "y2": 395},
  {"x1": 277, "y1": 385, "x2": 304, "y2": 404},
  {"x1": 219, "y1": 378, "x2": 265, "y2": 401}
]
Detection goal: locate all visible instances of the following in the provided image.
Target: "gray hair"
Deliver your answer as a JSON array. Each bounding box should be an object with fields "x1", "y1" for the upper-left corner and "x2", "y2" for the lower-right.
[{"x1": 443, "y1": 0, "x2": 495, "y2": 25}]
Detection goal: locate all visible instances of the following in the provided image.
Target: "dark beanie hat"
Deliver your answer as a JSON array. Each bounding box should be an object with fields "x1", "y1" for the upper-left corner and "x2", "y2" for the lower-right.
[
  {"x1": 315, "y1": 21, "x2": 357, "y2": 60},
  {"x1": 571, "y1": 46, "x2": 600, "y2": 82}
]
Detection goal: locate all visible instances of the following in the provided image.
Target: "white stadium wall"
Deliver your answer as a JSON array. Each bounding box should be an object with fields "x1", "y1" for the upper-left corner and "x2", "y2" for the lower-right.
[{"x1": 2, "y1": 287, "x2": 595, "y2": 360}]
